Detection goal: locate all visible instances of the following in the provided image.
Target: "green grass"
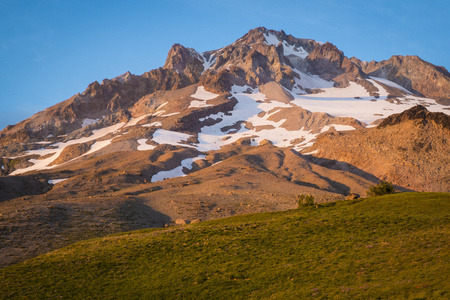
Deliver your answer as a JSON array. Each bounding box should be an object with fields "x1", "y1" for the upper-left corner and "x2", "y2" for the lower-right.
[{"x1": 1, "y1": 192, "x2": 449, "y2": 299}]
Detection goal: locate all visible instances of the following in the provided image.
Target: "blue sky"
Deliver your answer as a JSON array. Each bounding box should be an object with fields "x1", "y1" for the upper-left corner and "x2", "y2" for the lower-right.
[{"x1": 1, "y1": 0, "x2": 449, "y2": 130}]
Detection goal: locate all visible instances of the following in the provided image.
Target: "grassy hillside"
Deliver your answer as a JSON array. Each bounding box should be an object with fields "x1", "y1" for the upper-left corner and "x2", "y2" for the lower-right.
[{"x1": 1, "y1": 192, "x2": 449, "y2": 299}]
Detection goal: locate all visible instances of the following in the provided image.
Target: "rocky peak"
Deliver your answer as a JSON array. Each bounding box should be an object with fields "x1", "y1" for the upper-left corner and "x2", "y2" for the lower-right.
[
  {"x1": 305, "y1": 42, "x2": 367, "y2": 86},
  {"x1": 307, "y1": 42, "x2": 344, "y2": 63},
  {"x1": 191, "y1": 28, "x2": 300, "y2": 92},
  {"x1": 235, "y1": 27, "x2": 269, "y2": 45},
  {"x1": 378, "y1": 105, "x2": 450, "y2": 130},
  {"x1": 358, "y1": 55, "x2": 450, "y2": 101},
  {"x1": 163, "y1": 43, "x2": 204, "y2": 82},
  {"x1": 236, "y1": 27, "x2": 318, "y2": 53}
]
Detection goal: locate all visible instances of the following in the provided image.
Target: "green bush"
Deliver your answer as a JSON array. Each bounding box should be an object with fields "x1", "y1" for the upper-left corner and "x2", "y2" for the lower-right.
[
  {"x1": 298, "y1": 194, "x2": 315, "y2": 208},
  {"x1": 366, "y1": 180, "x2": 395, "y2": 197}
]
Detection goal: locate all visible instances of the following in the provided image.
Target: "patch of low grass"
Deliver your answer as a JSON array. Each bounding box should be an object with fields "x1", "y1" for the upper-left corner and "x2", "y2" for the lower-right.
[{"x1": 0, "y1": 192, "x2": 449, "y2": 299}]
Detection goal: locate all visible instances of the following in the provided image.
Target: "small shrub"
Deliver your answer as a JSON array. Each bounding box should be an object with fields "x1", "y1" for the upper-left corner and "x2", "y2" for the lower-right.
[
  {"x1": 366, "y1": 181, "x2": 395, "y2": 197},
  {"x1": 298, "y1": 194, "x2": 315, "y2": 208}
]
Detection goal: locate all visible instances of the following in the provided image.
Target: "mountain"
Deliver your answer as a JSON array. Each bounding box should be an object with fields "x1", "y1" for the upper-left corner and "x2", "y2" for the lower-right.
[
  {"x1": 0, "y1": 27, "x2": 449, "y2": 267},
  {"x1": 304, "y1": 105, "x2": 450, "y2": 192}
]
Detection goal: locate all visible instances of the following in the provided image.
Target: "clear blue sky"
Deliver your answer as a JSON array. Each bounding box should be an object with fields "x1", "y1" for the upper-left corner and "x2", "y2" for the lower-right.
[{"x1": 1, "y1": 0, "x2": 449, "y2": 130}]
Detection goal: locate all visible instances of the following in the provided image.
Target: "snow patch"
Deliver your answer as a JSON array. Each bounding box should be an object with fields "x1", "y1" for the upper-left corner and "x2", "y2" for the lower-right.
[
  {"x1": 125, "y1": 114, "x2": 149, "y2": 127},
  {"x1": 142, "y1": 122, "x2": 162, "y2": 128},
  {"x1": 161, "y1": 112, "x2": 180, "y2": 117},
  {"x1": 10, "y1": 122, "x2": 126, "y2": 175},
  {"x1": 191, "y1": 86, "x2": 219, "y2": 101},
  {"x1": 292, "y1": 70, "x2": 334, "y2": 92},
  {"x1": 264, "y1": 33, "x2": 279, "y2": 46},
  {"x1": 201, "y1": 53, "x2": 216, "y2": 73},
  {"x1": 48, "y1": 178, "x2": 68, "y2": 185},
  {"x1": 189, "y1": 100, "x2": 212, "y2": 108},
  {"x1": 188, "y1": 86, "x2": 218, "y2": 108},
  {"x1": 152, "y1": 129, "x2": 194, "y2": 148},
  {"x1": 321, "y1": 124, "x2": 356, "y2": 132},
  {"x1": 370, "y1": 77, "x2": 411, "y2": 93},
  {"x1": 283, "y1": 42, "x2": 309, "y2": 59},
  {"x1": 303, "y1": 149, "x2": 319, "y2": 155},
  {"x1": 137, "y1": 139, "x2": 157, "y2": 151},
  {"x1": 156, "y1": 102, "x2": 168, "y2": 110},
  {"x1": 151, "y1": 155, "x2": 206, "y2": 182},
  {"x1": 83, "y1": 139, "x2": 112, "y2": 156},
  {"x1": 82, "y1": 118, "x2": 99, "y2": 128},
  {"x1": 35, "y1": 141, "x2": 52, "y2": 145}
]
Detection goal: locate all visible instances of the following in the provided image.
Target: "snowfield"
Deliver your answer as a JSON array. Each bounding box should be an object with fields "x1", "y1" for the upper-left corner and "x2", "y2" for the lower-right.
[
  {"x1": 290, "y1": 80, "x2": 447, "y2": 125},
  {"x1": 8, "y1": 66, "x2": 450, "y2": 181},
  {"x1": 10, "y1": 122, "x2": 126, "y2": 175}
]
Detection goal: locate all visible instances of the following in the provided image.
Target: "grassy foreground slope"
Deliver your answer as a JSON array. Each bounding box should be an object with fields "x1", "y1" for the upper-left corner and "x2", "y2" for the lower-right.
[{"x1": 1, "y1": 193, "x2": 449, "y2": 299}]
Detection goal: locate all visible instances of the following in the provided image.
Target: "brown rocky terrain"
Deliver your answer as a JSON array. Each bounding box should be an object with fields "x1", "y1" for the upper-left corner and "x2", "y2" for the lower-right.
[
  {"x1": 0, "y1": 68, "x2": 196, "y2": 149},
  {"x1": 352, "y1": 55, "x2": 450, "y2": 101},
  {"x1": 0, "y1": 140, "x2": 380, "y2": 268},
  {"x1": 304, "y1": 106, "x2": 450, "y2": 192}
]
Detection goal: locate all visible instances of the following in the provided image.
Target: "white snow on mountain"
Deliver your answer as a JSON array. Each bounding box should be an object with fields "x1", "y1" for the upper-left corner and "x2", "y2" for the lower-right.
[
  {"x1": 137, "y1": 139, "x2": 156, "y2": 151},
  {"x1": 10, "y1": 122, "x2": 126, "y2": 175},
  {"x1": 201, "y1": 53, "x2": 217, "y2": 73},
  {"x1": 195, "y1": 85, "x2": 345, "y2": 151},
  {"x1": 292, "y1": 70, "x2": 334, "y2": 93},
  {"x1": 189, "y1": 86, "x2": 218, "y2": 108},
  {"x1": 264, "y1": 33, "x2": 279, "y2": 46},
  {"x1": 83, "y1": 140, "x2": 113, "y2": 156},
  {"x1": 191, "y1": 86, "x2": 219, "y2": 100},
  {"x1": 283, "y1": 41, "x2": 309, "y2": 59},
  {"x1": 152, "y1": 129, "x2": 194, "y2": 148},
  {"x1": 290, "y1": 80, "x2": 448, "y2": 124},
  {"x1": 160, "y1": 112, "x2": 180, "y2": 117},
  {"x1": 370, "y1": 77, "x2": 411, "y2": 93},
  {"x1": 48, "y1": 178, "x2": 68, "y2": 185},
  {"x1": 81, "y1": 118, "x2": 99, "y2": 128},
  {"x1": 125, "y1": 114, "x2": 149, "y2": 127},
  {"x1": 189, "y1": 100, "x2": 213, "y2": 108},
  {"x1": 151, "y1": 155, "x2": 206, "y2": 182},
  {"x1": 142, "y1": 121, "x2": 162, "y2": 128}
]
